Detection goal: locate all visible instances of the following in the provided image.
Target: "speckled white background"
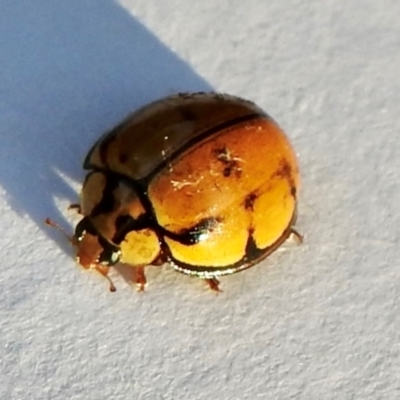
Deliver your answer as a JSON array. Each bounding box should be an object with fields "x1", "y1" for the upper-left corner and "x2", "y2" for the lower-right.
[{"x1": 1, "y1": 1, "x2": 400, "y2": 399}]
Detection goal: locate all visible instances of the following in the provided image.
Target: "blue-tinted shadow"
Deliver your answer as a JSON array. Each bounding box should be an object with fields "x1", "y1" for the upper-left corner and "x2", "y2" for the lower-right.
[{"x1": 0, "y1": 0, "x2": 212, "y2": 248}]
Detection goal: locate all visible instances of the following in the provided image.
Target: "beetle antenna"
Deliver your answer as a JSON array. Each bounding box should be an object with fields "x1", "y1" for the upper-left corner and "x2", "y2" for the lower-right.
[{"x1": 45, "y1": 217, "x2": 75, "y2": 245}]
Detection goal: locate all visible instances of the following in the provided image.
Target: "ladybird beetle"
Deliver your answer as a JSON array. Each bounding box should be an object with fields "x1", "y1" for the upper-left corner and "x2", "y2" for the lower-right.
[{"x1": 47, "y1": 92, "x2": 301, "y2": 292}]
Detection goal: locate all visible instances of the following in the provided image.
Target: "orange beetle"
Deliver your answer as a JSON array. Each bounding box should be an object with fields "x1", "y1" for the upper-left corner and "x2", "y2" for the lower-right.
[{"x1": 48, "y1": 92, "x2": 302, "y2": 292}]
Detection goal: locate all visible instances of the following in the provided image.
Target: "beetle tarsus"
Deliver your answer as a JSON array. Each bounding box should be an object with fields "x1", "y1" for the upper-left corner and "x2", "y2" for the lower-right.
[
  {"x1": 68, "y1": 203, "x2": 82, "y2": 214},
  {"x1": 206, "y1": 278, "x2": 222, "y2": 292},
  {"x1": 94, "y1": 265, "x2": 117, "y2": 292},
  {"x1": 289, "y1": 227, "x2": 303, "y2": 244},
  {"x1": 135, "y1": 266, "x2": 147, "y2": 292}
]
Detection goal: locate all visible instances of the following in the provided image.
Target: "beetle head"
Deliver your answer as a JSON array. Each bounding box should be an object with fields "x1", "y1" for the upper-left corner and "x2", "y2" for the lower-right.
[
  {"x1": 45, "y1": 217, "x2": 119, "y2": 292},
  {"x1": 74, "y1": 217, "x2": 121, "y2": 269}
]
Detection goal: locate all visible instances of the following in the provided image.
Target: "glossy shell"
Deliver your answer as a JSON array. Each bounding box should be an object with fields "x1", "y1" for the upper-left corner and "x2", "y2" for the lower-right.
[{"x1": 80, "y1": 92, "x2": 299, "y2": 278}]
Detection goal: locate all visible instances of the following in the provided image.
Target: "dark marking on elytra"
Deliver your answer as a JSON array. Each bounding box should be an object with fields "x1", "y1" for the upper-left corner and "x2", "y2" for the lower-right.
[
  {"x1": 244, "y1": 192, "x2": 258, "y2": 211},
  {"x1": 223, "y1": 166, "x2": 232, "y2": 177},
  {"x1": 169, "y1": 227, "x2": 265, "y2": 277},
  {"x1": 213, "y1": 146, "x2": 242, "y2": 178},
  {"x1": 144, "y1": 113, "x2": 263, "y2": 183},
  {"x1": 243, "y1": 228, "x2": 260, "y2": 262},
  {"x1": 272, "y1": 158, "x2": 292, "y2": 179},
  {"x1": 163, "y1": 217, "x2": 222, "y2": 246},
  {"x1": 272, "y1": 158, "x2": 297, "y2": 199},
  {"x1": 167, "y1": 213, "x2": 298, "y2": 278}
]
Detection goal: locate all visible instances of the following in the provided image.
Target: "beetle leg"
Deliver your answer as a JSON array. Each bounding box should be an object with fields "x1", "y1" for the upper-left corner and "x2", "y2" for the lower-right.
[
  {"x1": 94, "y1": 264, "x2": 116, "y2": 292},
  {"x1": 206, "y1": 278, "x2": 222, "y2": 292},
  {"x1": 135, "y1": 266, "x2": 147, "y2": 292},
  {"x1": 68, "y1": 203, "x2": 82, "y2": 214},
  {"x1": 289, "y1": 227, "x2": 303, "y2": 244}
]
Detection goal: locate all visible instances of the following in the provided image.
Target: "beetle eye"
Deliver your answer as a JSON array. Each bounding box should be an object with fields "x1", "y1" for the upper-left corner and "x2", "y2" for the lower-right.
[
  {"x1": 98, "y1": 248, "x2": 121, "y2": 266},
  {"x1": 75, "y1": 217, "x2": 97, "y2": 241},
  {"x1": 98, "y1": 236, "x2": 121, "y2": 266}
]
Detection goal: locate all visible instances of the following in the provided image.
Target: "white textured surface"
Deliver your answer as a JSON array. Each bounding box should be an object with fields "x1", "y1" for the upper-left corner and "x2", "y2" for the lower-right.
[{"x1": 1, "y1": 1, "x2": 400, "y2": 399}]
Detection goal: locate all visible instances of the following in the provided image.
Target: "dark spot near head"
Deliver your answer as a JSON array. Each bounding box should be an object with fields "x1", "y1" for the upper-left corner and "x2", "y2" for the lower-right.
[
  {"x1": 244, "y1": 192, "x2": 258, "y2": 211},
  {"x1": 119, "y1": 153, "x2": 128, "y2": 164},
  {"x1": 290, "y1": 186, "x2": 297, "y2": 197}
]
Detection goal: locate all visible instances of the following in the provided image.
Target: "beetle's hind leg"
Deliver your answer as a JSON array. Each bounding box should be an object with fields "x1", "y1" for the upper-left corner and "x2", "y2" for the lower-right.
[
  {"x1": 205, "y1": 278, "x2": 222, "y2": 292},
  {"x1": 289, "y1": 227, "x2": 304, "y2": 244}
]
